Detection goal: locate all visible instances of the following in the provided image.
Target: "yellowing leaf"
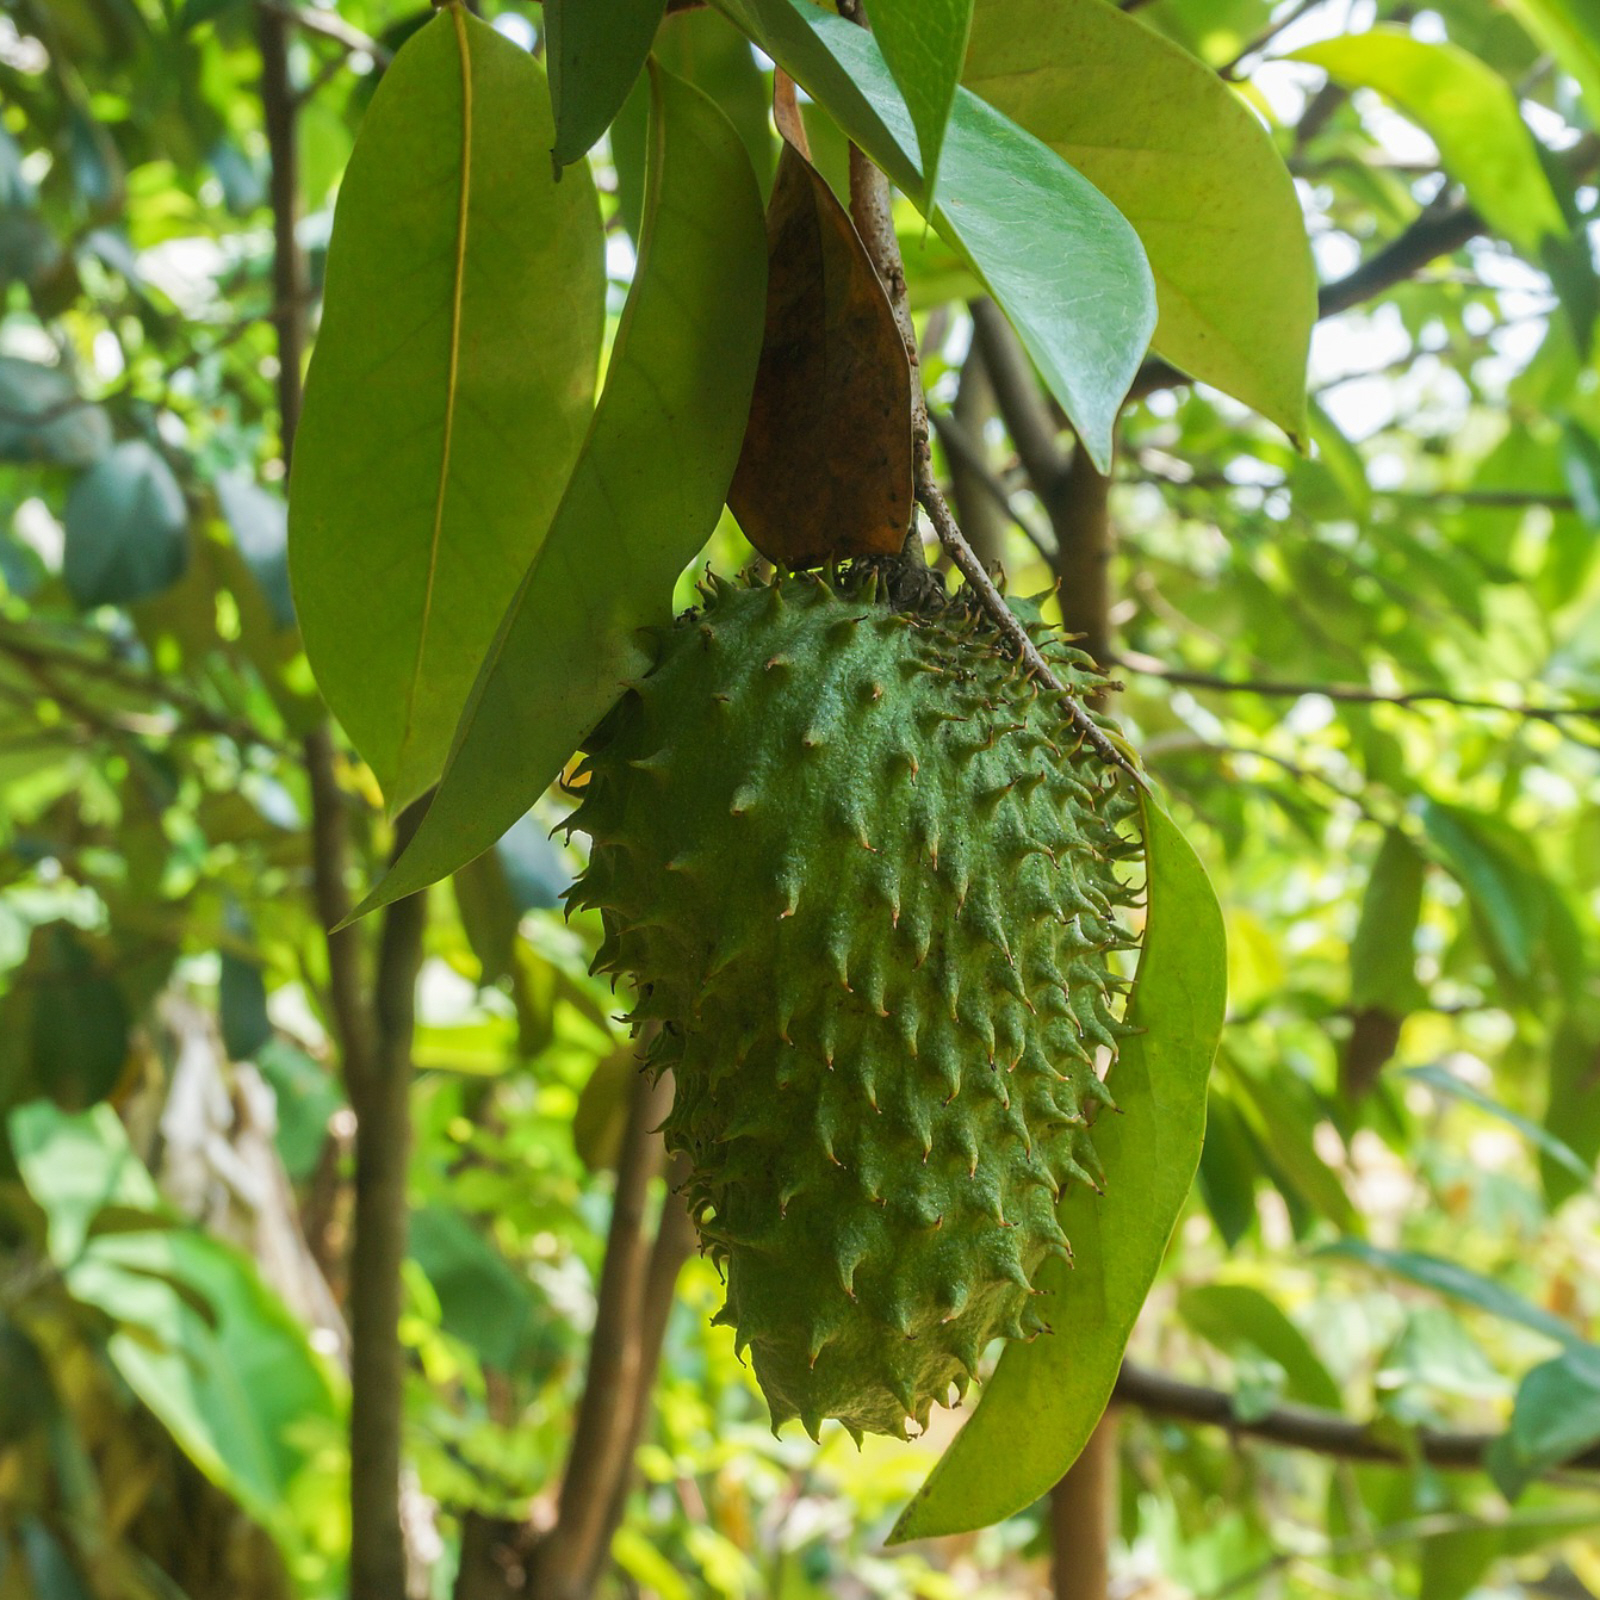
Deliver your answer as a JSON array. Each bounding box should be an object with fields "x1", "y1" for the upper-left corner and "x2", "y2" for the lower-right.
[{"x1": 966, "y1": 0, "x2": 1315, "y2": 439}]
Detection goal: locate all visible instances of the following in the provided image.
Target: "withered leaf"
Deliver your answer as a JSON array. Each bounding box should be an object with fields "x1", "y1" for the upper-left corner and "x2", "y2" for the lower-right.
[{"x1": 727, "y1": 139, "x2": 913, "y2": 568}]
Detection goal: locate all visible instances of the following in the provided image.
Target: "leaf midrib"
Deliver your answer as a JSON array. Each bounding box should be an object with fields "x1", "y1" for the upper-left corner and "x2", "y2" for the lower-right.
[{"x1": 400, "y1": 3, "x2": 474, "y2": 784}]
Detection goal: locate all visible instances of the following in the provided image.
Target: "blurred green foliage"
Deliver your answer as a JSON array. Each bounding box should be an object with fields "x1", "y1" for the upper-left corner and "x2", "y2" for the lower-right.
[{"x1": 1, "y1": 0, "x2": 1599, "y2": 1596}]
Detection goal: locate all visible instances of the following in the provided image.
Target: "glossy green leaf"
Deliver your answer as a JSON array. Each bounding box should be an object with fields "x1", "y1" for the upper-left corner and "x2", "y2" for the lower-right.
[
  {"x1": 891, "y1": 789, "x2": 1225, "y2": 1541},
  {"x1": 967, "y1": 0, "x2": 1315, "y2": 439},
  {"x1": 1293, "y1": 30, "x2": 1565, "y2": 260},
  {"x1": 1178, "y1": 1283, "x2": 1343, "y2": 1410},
  {"x1": 1504, "y1": 0, "x2": 1600, "y2": 124},
  {"x1": 353, "y1": 63, "x2": 767, "y2": 916},
  {"x1": 546, "y1": 0, "x2": 666, "y2": 167},
  {"x1": 1350, "y1": 828, "x2": 1426, "y2": 1012},
  {"x1": 871, "y1": 0, "x2": 973, "y2": 206},
  {"x1": 1321, "y1": 1239, "x2": 1583, "y2": 1349},
  {"x1": 713, "y1": 0, "x2": 1156, "y2": 473},
  {"x1": 8, "y1": 1103, "x2": 343, "y2": 1544},
  {"x1": 64, "y1": 441, "x2": 188, "y2": 608},
  {"x1": 1404, "y1": 1063, "x2": 1593, "y2": 1191},
  {"x1": 290, "y1": 8, "x2": 605, "y2": 811}
]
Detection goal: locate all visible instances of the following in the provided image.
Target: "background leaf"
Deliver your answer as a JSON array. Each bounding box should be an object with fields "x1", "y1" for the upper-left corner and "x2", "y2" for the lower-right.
[
  {"x1": 546, "y1": 0, "x2": 666, "y2": 167},
  {"x1": 8, "y1": 1103, "x2": 343, "y2": 1543},
  {"x1": 891, "y1": 789, "x2": 1226, "y2": 1541},
  {"x1": 290, "y1": 9, "x2": 605, "y2": 809},
  {"x1": 966, "y1": 0, "x2": 1316, "y2": 439},
  {"x1": 64, "y1": 440, "x2": 187, "y2": 608},
  {"x1": 1177, "y1": 1283, "x2": 1343, "y2": 1410},
  {"x1": 1293, "y1": 30, "x2": 1566, "y2": 259},
  {"x1": 356, "y1": 63, "x2": 767, "y2": 914}
]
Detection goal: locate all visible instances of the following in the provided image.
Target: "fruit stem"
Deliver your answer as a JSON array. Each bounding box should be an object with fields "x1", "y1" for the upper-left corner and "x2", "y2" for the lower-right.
[{"x1": 836, "y1": 1, "x2": 1144, "y2": 788}]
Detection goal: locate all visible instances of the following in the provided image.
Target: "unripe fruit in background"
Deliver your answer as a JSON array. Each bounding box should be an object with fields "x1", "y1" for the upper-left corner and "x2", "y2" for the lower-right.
[{"x1": 566, "y1": 571, "x2": 1142, "y2": 1440}]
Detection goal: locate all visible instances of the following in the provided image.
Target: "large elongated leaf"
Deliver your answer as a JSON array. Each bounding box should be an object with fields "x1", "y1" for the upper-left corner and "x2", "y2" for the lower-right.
[
  {"x1": 891, "y1": 790, "x2": 1226, "y2": 1541},
  {"x1": 546, "y1": 0, "x2": 666, "y2": 167},
  {"x1": 714, "y1": 0, "x2": 1155, "y2": 473},
  {"x1": 352, "y1": 65, "x2": 767, "y2": 916},
  {"x1": 965, "y1": 0, "x2": 1315, "y2": 440},
  {"x1": 1293, "y1": 30, "x2": 1565, "y2": 260},
  {"x1": 871, "y1": 0, "x2": 973, "y2": 206},
  {"x1": 290, "y1": 9, "x2": 605, "y2": 811}
]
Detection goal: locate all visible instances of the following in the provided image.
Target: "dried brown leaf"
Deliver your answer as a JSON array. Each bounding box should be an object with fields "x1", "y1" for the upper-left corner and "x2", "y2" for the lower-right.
[{"x1": 727, "y1": 139, "x2": 913, "y2": 567}]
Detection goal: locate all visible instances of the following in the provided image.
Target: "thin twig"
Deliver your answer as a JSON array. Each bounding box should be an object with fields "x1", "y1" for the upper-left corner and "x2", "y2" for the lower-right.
[
  {"x1": 1119, "y1": 653, "x2": 1600, "y2": 726},
  {"x1": 1115, "y1": 1361, "x2": 1600, "y2": 1474}
]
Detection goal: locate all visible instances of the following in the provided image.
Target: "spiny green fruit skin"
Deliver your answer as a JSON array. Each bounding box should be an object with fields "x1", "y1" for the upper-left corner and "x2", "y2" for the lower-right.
[{"x1": 567, "y1": 572, "x2": 1141, "y2": 1441}]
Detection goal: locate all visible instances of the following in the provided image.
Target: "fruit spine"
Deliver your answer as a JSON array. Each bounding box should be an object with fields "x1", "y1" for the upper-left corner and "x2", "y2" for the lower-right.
[{"x1": 566, "y1": 571, "x2": 1141, "y2": 1439}]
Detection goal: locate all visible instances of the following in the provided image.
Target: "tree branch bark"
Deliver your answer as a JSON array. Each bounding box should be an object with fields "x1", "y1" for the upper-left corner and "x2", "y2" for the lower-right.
[{"x1": 1114, "y1": 1361, "x2": 1600, "y2": 1474}]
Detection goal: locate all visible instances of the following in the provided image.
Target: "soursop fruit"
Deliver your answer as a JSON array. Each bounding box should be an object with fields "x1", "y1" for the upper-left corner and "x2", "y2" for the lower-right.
[{"x1": 566, "y1": 570, "x2": 1141, "y2": 1440}]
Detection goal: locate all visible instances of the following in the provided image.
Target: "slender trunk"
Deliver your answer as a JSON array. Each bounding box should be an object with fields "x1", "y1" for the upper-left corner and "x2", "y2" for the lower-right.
[{"x1": 1050, "y1": 1416, "x2": 1117, "y2": 1600}]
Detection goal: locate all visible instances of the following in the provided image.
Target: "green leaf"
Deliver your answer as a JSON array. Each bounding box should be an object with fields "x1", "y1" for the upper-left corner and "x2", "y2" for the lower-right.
[
  {"x1": 1178, "y1": 1283, "x2": 1343, "y2": 1410},
  {"x1": 1292, "y1": 30, "x2": 1565, "y2": 260},
  {"x1": 1543, "y1": 1019, "x2": 1600, "y2": 1208},
  {"x1": 1497, "y1": 1347, "x2": 1600, "y2": 1494},
  {"x1": 255, "y1": 1038, "x2": 344, "y2": 1183},
  {"x1": 1321, "y1": 1239, "x2": 1583, "y2": 1349},
  {"x1": 965, "y1": 0, "x2": 1315, "y2": 440},
  {"x1": 1350, "y1": 828, "x2": 1426, "y2": 1012},
  {"x1": 290, "y1": 8, "x2": 606, "y2": 811},
  {"x1": 8, "y1": 1103, "x2": 343, "y2": 1550},
  {"x1": 1560, "y1": 418, "x2": 1600, "y2": 528},
  {"x1": 1222, "y1": 1049, "x2": 1359, "y2": 1231},
  {"x1": 870, "y1": 0, "x2": 973, "y2": 206},
  {"x1": 1403, "y1": 1062, "x2": 1593, "y2": 1192},
  {"x1": 891, "y1": 788, "x2": 1226, "y2": 1541},
  {"x1": 1420, "y1": 800, "x2": 1547, "y2": 982},
  {"x1": 0, "y1": 923, "x2": 130, "y2": 1114},
  {"x1": 1503, "y1": 0, "x2": 1600, "y2": 127},
  {"x1": 352, "y1": 63, "x2": 767, "y2": 916},
  {"x1": 409, "y1": 1203, "x2": 545, "y2": 1372},
  {"x1": 547, "y1": 0, "x2": 666, "y2": 167},
  {"x1": 64, "y1": 441, "x2": 188, "y2": 608},
  {"x1": 215, "y1": 471, "x2": 294, "y2": 631},
  {"x1": 713, "y1": 0, "x2": 1156, "y2": 473},
  {"x1": 0, "y1": 358, "x2": 108, "y2": 468}
]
